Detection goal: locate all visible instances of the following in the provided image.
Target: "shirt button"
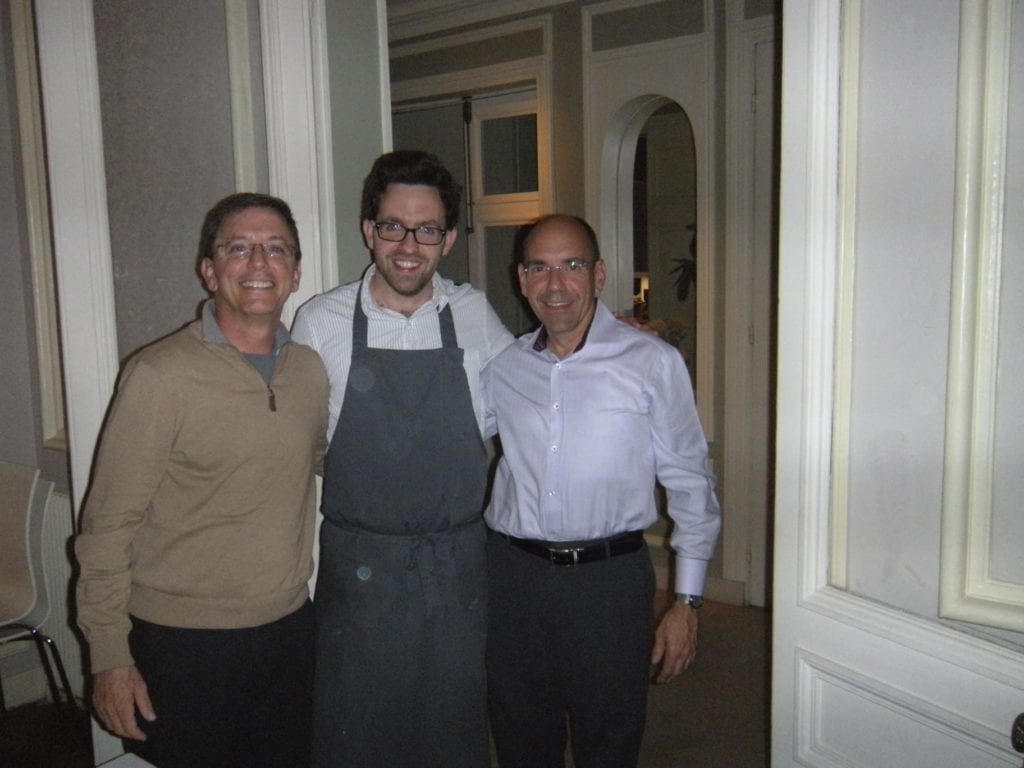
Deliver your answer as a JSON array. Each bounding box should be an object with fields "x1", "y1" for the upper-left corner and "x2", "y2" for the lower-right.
[
  {"x1": 550, "y1": 445, "x2": 558, "y2": 453},
  {"x1": 552, "y1": 402, "x2": 560, "y2": 410}
]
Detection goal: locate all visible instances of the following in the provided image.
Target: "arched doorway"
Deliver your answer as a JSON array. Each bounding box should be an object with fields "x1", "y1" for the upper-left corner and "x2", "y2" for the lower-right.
[
  {"x1": 597, "y1": 94, "x2": 710, "y2": 426},
  {"x1": 632, "y1": 102, "x2": 698, "y2": 389}
]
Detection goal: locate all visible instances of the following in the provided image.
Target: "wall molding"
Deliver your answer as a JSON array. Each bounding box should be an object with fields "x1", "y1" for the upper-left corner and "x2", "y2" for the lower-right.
[
  {"x1": 386, "y1": 0, "x2": 569, "y2": 42},
  {"x1": 259, "y1": 0, "x2": 335, "y2": 312},
  {"x1": 10, "y1": 0, "x2": 66, "y2": 451},
  {"x1": 225, "y1": 0, "x2": 258, "y2": 192}
]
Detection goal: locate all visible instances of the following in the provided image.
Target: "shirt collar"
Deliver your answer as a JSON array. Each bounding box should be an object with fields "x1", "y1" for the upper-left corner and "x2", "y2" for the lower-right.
[
  {"x1": 201, "y1": 300, "x2": 290, "y2": 354},
  {"x1": 530, "y1": 299, "x2": 600, "y2": 356}
]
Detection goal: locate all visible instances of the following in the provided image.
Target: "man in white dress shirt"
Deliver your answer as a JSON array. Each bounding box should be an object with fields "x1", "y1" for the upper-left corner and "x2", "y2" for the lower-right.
[{"x1": 482, "y1": 214, "x2": 721, "y2": 768}]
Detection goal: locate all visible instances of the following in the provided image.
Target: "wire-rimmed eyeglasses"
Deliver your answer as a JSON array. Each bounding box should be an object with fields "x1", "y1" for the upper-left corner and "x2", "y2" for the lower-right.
[
  {"x1": 215, "y1": 240, "x2": 295, "y2": 261},
  {"x1": 373, "y1": 221, "x2": 448, "y2": 246},
  {"x1": 522, "y1": 259, "x2": 594, "y2": 279}
]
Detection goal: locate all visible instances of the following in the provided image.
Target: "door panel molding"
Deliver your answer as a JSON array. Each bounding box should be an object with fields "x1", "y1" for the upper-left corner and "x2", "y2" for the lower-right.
[
  {"x1": 796, "y1": 650, "x2": 1016, "y2": 766},
  {"x1": 939, "y1": 0, "x2": 1024, "y2": 633}
]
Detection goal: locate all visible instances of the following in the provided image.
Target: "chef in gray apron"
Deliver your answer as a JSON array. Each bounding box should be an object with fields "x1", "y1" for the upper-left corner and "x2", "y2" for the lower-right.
[{"x1": 312, "y1": 285, "x2": 490, "y2": 767}]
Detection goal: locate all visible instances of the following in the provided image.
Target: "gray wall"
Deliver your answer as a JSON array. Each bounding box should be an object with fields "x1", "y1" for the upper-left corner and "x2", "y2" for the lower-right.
[
  {"x1": 94, "y1": 0, "x2": 259, "y2": 362},
  {"x1": 1, "y1": 0, "x2": 269, "y2": 492}
]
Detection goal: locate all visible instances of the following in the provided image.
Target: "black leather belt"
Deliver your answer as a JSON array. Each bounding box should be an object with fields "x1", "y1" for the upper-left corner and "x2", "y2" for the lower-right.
[{"x1": 501, "y1": 530, "x2": 645, "y2": 567}]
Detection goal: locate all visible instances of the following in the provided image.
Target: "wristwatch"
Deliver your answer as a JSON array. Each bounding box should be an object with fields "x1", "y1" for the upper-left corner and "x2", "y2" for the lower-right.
[{"x1": 675, "y1": 593, "x2": 704, "y2": 609}]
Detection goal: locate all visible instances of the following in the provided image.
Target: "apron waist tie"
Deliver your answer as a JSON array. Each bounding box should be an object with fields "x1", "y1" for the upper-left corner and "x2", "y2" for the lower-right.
[{"x1": 321, "y1": 514, "x2": 483, "y2": 539}]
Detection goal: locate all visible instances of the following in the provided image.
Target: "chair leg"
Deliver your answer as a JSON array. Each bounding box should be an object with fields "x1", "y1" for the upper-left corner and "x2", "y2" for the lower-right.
[
  {"x1": 0, "y1": 627, "x2": 76, "y2": 709},
  {"x1": 28, "y1": 630, "x2": 76, "y2": 707},
  {"x1": 37, "y1": 631, "x2": 75, "y2": 706}
]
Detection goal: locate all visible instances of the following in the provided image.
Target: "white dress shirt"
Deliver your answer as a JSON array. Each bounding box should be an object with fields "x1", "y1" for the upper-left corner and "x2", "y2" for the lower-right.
[
  {"x1": 292, "y1": 265, "x2": 514, "y2": 442},
  {"x1": 483, "y1": 300, "x2": 722, "y2": 595}
]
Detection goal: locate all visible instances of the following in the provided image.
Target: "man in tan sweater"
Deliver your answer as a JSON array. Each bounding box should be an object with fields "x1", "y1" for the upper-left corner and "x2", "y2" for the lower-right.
[{"x1": 75, "y1": 193, "x2": 328, "y2": 767}]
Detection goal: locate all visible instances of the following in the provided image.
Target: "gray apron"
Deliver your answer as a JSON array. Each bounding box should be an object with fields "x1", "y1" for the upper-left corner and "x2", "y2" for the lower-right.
[{"x1": 312, "y1": 286, "x2": 490, "y2": 768}]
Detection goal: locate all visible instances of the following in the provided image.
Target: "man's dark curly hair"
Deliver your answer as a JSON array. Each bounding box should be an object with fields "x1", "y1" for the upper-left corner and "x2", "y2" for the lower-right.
[{"x1": 360, "y1": 150, "x2": 462, "y2": 230}]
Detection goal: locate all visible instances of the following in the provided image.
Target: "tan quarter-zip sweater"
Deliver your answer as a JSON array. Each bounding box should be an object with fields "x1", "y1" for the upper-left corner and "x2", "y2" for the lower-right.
[{"x1": 75, "y1": 308, "x2": 328, "y2": 673}]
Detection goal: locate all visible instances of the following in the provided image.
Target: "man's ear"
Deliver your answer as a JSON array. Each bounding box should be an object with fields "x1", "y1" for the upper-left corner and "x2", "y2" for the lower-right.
[
  {"x1": 361, "y1": 219, "x2": 375, "y2": 250},
  {"x1": 441, "y1": 226, "x2": 458, "y2": 257},
  {"x1": 593, "y1": 259, "x2": 608, "y2": 294},
  {"x1": 199, "y1": 258, "x2": 217, "y2": 293},
  {"x1": 517, "y1": 264, "x2": 529, "y2": 296}
]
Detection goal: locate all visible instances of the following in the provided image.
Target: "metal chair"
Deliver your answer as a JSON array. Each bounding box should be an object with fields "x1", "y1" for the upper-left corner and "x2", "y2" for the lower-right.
[{"x1": 0, "y1": 461, "x2": 74, "y2": 711}]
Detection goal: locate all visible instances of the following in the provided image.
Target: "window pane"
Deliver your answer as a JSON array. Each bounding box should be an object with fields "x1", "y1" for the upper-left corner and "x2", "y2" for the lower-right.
[{"x1": 482, "y1": 114, "x2": 537, "y2": 195}]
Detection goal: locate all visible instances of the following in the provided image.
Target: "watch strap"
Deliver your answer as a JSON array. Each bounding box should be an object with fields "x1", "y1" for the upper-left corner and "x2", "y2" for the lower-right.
[{"x1": 675, "y1": 593, "x2": 704, "y2": 609}]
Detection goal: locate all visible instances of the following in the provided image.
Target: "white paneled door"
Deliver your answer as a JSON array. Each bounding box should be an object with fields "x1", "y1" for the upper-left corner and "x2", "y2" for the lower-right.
[{"x1": 772, "y1": 2, "x2": 1024, "y2": 766}]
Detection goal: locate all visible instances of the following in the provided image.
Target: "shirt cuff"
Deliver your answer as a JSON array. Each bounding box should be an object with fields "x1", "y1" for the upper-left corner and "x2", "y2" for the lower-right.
[{"x1": 674, "y1": 557, "x2": 709, "y2": 596}]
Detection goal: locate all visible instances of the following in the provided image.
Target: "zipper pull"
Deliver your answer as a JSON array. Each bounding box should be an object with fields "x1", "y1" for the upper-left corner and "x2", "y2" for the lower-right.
[{"x1": 268, "y1": 385, "x2": 277, "y2": 412}]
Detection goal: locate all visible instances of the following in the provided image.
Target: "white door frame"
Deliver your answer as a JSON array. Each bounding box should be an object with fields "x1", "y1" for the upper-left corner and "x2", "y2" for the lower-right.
[{"x1": 721, "y1": 5, "x2": 776, "y2": 608}]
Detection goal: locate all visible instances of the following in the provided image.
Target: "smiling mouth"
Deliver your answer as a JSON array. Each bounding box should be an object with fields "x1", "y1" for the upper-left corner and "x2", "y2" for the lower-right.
[
  {"x1": 541, "y1": 295, "x2": 573, "y2": 308},
  {"x1": 241, "y1": 280, "x2": 274, "y2": 289},
  {"x1": 392, "y1": 257, "x2": 422, "y2": 272}
]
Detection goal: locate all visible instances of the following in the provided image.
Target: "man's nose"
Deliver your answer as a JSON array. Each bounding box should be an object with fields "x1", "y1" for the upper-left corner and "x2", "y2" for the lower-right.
[
  {"x1": 545, "y1": 265, "x2": 568, "y2": 286},
  {"x1": 247, "y1": 243, "x2": 271, "y2": 264}
]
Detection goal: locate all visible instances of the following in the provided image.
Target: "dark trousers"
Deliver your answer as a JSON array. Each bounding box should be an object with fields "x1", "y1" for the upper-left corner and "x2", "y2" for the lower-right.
[
  {"x1": 486, "y1": 533, "x2": 655, "y2": 768},
  {"x1": 127, "y1": 601, "x2": 315, "y2": 768}
]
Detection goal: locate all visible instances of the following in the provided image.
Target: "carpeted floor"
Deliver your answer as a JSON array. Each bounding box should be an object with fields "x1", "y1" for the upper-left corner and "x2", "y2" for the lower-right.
[
  {"x1": 0, "y1": 597, "x2": 768, "y2": 767},
  {"x1": 639, "y1": 596, "x2": 769, "y2": 767}
]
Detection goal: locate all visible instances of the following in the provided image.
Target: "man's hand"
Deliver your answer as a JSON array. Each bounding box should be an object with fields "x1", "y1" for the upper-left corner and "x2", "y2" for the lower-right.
[
  {"x1": 613, "y1": 313, "x2": 658, "y2": 335},
  {"x1": 650, "y1": 602, "x2": 698, "y2": 684},
  {"x1": 93, "y1": 665, "x2": 156, "y2": 740}
]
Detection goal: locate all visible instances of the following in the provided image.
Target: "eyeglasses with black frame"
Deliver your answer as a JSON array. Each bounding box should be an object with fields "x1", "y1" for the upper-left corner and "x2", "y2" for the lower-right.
[
  {"x1": 373, "y1": 221, "x2": 448, "y2": 246},
  {"x1": 522, "y1": 258, "x2": 594, "y2": 279}
]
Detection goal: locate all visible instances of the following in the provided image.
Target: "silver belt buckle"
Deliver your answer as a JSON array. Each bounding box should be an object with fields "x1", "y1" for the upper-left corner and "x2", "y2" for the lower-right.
[{"x1": 550, "y1": 546, "x2": 580, "y2": 566}]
